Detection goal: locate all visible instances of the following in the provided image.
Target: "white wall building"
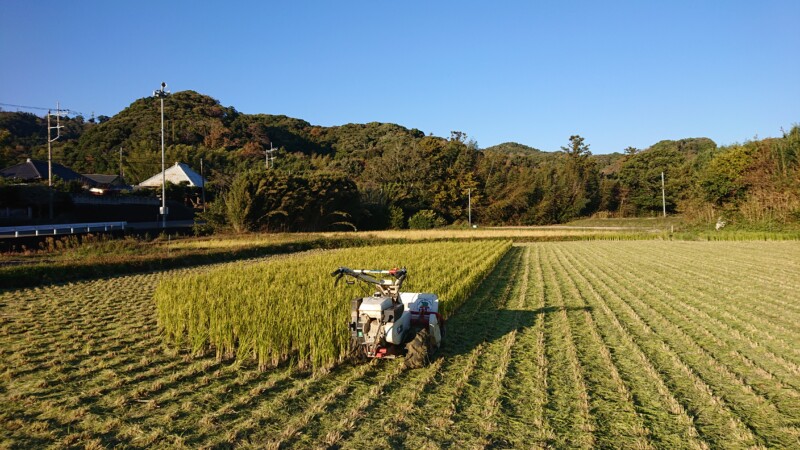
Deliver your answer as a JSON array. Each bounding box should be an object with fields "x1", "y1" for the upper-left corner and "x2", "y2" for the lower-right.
[{"x1": 138, "y1": 162, "x2": 206, "y2": 188}]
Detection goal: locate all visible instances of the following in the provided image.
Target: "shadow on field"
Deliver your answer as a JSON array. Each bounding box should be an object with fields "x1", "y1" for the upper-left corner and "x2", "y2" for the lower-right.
[
  {"x1": 431, "y1": 245, "x2": 593, "y2": 361},
  {"x1": 439, "y1": 305, "x2": 592, "y2": 360}
]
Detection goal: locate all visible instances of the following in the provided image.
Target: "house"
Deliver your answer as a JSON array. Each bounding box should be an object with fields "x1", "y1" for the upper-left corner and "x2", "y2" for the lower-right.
[
  {"x1": 137, "y1": 162, "x2": 206, "y2": 188},
  {"x1": 0, "y1": 158, "x2": 88, "y2": 184},
  {"x1": 82, "y1": 174, "x2": 130, "y2": 194},
  {"x1": 82, "y1": 173, "x2": 127, "y2": 187}
]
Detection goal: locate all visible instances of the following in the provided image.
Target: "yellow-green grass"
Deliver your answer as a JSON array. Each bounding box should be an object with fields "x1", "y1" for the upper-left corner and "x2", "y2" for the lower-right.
[
  {"x1": 7, "y1": 224, "x2": 797, "y2": 291},
  {"x1": 326, "y1": 227, "x2": 656, "y2": 240},
  {"x1": 155, "y1": 240, "x2": 512, "y2": 371},
  {"x1": 565, "y1": 216, "x2": 685, "y2": 228},
  {"x1": 0, "y1": 234, "x2": 388, "y2": 289}
]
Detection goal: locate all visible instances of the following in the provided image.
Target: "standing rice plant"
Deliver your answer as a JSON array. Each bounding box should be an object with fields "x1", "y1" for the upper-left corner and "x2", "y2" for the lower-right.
[{"x1": 154, "y1": 240, "x2": 511, "y2": 371}]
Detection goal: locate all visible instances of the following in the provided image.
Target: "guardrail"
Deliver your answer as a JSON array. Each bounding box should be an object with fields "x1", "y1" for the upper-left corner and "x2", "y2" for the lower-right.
[{"x1": 0, "y1": 222, "x2": 127, "y2": 238}]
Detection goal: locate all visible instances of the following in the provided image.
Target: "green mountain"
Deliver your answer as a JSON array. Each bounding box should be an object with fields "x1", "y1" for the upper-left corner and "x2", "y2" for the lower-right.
[{"x1": 2, "y1": 91, "x2": 428, "y2": 182}]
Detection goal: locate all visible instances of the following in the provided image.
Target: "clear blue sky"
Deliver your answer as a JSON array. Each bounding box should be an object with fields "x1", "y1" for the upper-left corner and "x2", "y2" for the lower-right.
[{"x1": 1, "y1": 1, "x2": 798, "y2": 153}]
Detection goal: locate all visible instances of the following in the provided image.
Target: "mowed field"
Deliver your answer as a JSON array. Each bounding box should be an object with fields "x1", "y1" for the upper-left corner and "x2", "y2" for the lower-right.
[{"x1": 2, "y1": 241, "x2": 800, "y2": 449}]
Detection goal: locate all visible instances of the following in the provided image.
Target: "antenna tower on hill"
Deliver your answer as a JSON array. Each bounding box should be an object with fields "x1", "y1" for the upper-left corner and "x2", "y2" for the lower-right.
[{"x1": 266, "y1": 143, "x2": 277, "y2": 169}]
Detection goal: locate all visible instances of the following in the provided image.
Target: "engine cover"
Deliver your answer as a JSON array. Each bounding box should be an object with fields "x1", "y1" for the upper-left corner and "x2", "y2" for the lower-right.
[
  {"x1": 358, "y1": 296, "x2": 393, "y2": 320},
  {"x1": 350, "y1": 295, "x2": 411, "y2": 349}
]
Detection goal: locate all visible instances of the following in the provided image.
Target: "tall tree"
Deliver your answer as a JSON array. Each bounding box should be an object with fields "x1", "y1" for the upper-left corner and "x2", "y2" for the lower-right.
[{"x1": 560, "y1": 134, "x2": 592, "y2": 158}]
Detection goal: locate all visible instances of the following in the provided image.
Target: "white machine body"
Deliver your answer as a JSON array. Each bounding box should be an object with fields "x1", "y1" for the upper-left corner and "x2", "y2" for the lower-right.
[{"x1": 334, "y1": 267, "x2": 444, "y2": 359}]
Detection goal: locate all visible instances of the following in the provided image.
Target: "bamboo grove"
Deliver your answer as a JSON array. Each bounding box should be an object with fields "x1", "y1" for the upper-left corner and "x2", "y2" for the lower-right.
[{"x1": 154, "y1": 240, "x2": 511, "y2": 371}]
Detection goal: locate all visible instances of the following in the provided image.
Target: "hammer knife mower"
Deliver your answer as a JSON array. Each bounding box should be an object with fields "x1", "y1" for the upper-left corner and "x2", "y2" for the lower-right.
[{"x1": 331, "y1": 267, "x2": 444, "y2": 368}]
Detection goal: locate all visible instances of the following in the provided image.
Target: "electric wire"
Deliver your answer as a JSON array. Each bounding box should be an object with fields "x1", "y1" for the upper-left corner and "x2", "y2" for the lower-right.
[{"x1": 0, "y1": 102, "x2": 85, "y2": 117}]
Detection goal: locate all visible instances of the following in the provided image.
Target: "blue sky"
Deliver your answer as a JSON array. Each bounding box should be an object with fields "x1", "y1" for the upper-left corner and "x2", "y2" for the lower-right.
[{"x1": 1, "y1": 1, "x2": 798, "y2": 153}]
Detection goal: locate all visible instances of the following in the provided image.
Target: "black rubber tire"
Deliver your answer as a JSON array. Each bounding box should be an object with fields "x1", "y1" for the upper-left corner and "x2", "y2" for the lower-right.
[
  {"x1": 404, "y1": 329, "x2": 431, "y2": 369},
  {"x1": 347, "y1": 338, "x2": 367, "y2": 365}
]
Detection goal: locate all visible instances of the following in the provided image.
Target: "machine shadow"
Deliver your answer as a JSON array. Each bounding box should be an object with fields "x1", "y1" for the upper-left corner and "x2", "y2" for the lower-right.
[{"x1": 436, "y1": 305, "x2": 593, "y2": 360}]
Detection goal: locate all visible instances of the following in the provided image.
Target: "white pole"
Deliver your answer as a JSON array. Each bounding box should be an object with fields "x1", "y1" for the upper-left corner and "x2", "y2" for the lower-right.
[
  {"x1": 661, "y1": 171, "x2": 666, "y2": 217},
  {"x1": 46, "y1": 103, "x2": 63, "y2": 220},
  {"x1": 201, "y1": 157, "x2": 206, "y2": 213},
  {"x1": 161, "y1": 94, "x2": 166, "y2": 229},
  {"x1": 153, "y1": 83, "x2": 170, "y2": 228},
  {"x1": 468, "y1": 188, "x2": 472, "y2": 227},
  {"x1": 47, "y1": 111, "x2": 52, "y2": 187}
]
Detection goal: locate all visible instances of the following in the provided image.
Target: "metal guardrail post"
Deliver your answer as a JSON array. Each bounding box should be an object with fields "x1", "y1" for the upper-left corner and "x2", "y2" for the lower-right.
[{"x1": 1, "y1": 221, "x2": 127, "y2": 238}]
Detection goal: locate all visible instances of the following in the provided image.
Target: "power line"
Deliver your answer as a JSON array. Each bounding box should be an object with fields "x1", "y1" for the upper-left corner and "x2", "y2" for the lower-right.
[{"x1": 0, "y1": 102, "x2": 84, "y2": 117}]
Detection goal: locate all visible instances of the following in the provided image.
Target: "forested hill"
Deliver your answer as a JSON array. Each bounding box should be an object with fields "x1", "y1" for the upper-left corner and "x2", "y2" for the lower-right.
[
  {"x1": 484, "y1": 142, "x2": 545, "y2": 155},
  {"x1": 1, "y1": 91, "x2": 427, "y2": 183},
  {"x1": 1, "y1": 91, "x2": 798, "y2": 230}
]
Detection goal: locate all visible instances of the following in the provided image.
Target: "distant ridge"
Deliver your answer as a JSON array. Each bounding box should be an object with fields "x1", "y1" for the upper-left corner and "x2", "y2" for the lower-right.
[{"x1": 483, "y1": 142, "x2": 546, "y2": 154}]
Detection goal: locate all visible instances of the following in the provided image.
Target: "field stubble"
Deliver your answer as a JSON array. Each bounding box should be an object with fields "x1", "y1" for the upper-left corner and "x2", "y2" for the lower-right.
[{"x1": 1, "y1": 240, "x2": 799, "y2": 448}]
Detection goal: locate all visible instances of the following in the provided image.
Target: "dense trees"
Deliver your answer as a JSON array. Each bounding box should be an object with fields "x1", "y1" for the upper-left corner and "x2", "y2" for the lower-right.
[
  {"x1": 617, "y1": 145, "x2": 685, "y2": 214},
  {"x1": 2, "y1": 91, "x2": 798, "y2": 230},
  {"x1": 221, "y1": 170, "x2": 360, "y2": 232}
]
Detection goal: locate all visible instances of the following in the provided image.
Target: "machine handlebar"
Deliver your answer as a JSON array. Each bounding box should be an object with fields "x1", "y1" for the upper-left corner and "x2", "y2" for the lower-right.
[
  {"x1": 331, "y1": 267, "x2": 406, "y2": 278},
  {"x1": 331, "y1": 266, "x2": 407, "y2": 291}
]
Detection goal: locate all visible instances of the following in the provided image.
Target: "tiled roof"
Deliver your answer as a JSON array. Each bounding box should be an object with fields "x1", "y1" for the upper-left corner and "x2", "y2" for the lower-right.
[
  {"x1": 83, "y1": 174, "x2": 125, "y2": 186},
  {"x1": 0, "y1": 159, "x2": 86, "y2": 183}
]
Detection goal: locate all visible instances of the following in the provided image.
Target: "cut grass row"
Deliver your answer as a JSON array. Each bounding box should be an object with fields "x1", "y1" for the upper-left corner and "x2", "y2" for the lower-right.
[
  {"x1": 561, "y1": 241, "x2": 800, "y2": 448},
  {"x1": 547, "y1": 246, "x2": 653, "y2": 449}
]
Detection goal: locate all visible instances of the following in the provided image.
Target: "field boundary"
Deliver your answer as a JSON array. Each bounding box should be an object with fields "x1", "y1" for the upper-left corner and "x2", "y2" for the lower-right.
[
  {"x1": 0, "y1": 237, "x2": 394, "y2": 290},
  {"x1": 3, "y1": 227, "x2": 799, "y2": 290}
]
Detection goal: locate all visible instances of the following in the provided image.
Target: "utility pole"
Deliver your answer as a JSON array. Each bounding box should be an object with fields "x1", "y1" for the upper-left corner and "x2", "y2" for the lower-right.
[
  {"x1": 119, "y1": 146, "x2": 124, "y2": 179},
  {"x1": 468, "y1": 188, "x2": 472, "y2": 227},
  {"x1": 153, "y1": 82, "x2": 170, "y2": 229},
  {"x1": 47, "y1": 103, "x2": 64, "y2": 220},
  {"x1": 47, "y1": 102, "x2": 64, "y2": 186},
  {"x1": 661, "y1": 171, "x2": 667, "y2": 217},
  {"x1": 200, "y1": 157, "x2": 206, "y2": 213}
]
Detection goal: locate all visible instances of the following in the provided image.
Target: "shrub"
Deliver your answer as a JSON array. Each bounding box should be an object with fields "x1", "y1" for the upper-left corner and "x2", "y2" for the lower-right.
[
  {"x1": 408, "y1": 209, "x2": 446, "y2": 229},
  {"x1": 389, "y1": 205, "x2": 405, "y2": 229}
]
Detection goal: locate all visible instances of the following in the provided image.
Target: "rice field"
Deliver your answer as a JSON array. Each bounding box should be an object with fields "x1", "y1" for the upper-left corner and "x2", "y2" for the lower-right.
[{"x1": 2, "y1": 240, "x2": 799, "y2": 449}]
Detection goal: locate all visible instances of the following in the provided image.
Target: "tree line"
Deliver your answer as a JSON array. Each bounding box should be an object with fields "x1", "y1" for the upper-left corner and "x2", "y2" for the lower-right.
[{"x1": 2, "y1": 91, "x2": 798, "y2": 230}]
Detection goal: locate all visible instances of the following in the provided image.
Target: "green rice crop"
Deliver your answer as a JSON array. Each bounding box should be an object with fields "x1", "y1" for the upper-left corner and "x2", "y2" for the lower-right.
[{"x1": 154, "y1": 240, "x2": 511, "y2": 371}]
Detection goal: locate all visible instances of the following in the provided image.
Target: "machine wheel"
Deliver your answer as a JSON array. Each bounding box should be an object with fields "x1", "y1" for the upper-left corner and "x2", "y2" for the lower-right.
[
  {"x1": 404, "y1": 329, "x2": 432, "y2": 369},
  {"x1": 347, "y1": 338, "x2": 367, "y2": 365}
]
